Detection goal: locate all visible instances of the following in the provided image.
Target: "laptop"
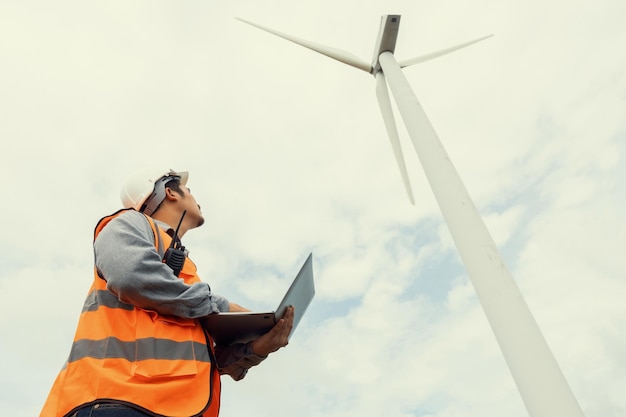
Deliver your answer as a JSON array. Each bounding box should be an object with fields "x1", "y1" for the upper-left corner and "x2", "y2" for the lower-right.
[{"x1": 202, "y1": 253, "x2": 315, "y2": 345}]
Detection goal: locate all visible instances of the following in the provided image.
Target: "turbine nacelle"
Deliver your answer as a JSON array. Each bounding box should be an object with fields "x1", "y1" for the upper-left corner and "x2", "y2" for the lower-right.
[{"x1": 370, "y1": 15, "x2": 400, "y2": 75}]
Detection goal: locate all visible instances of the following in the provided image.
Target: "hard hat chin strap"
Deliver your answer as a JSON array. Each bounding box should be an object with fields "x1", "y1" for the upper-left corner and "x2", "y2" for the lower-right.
[{"x1": 141, "y1": 174, "x2": 180, "y2": 216}]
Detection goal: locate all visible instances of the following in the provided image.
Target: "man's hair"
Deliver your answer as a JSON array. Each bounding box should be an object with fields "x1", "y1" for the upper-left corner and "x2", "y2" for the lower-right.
[
  {"x1": 150, "y1": 178, "x2": 185, "y2": 215},
  {"x1": 164, "y1": 178, "x2": 184, "y2": 195}
]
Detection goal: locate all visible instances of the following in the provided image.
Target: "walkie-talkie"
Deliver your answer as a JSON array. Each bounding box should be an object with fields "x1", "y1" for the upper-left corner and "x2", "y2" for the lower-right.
[{"x1": 163, "y1": 210, "x2": 187, "y2": 277}]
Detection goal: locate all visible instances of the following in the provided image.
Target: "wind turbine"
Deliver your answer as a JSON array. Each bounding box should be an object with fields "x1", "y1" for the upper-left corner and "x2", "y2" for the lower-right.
[{"x1": 237, "y1": 15, "x2": 586, "y2": 417}]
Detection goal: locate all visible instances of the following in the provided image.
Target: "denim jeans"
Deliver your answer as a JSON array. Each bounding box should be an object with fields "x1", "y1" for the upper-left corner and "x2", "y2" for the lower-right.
[{"x1": 71, "y1": 403, "x2": 153, "y2": 417}]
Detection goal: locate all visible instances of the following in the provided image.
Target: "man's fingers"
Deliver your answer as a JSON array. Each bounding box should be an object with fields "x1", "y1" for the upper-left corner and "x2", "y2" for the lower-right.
[{"x1": 251, "y1": 306, "x2": 296, "y2": 356}]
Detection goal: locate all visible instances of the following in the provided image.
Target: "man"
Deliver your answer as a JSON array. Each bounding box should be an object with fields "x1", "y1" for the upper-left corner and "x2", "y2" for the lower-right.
[{"x1": 41, "y1": 169, "x2": 294, "y2": 417}]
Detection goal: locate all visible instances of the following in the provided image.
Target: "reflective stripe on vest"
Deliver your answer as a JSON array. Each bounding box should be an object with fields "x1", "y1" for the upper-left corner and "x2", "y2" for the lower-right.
[
  {"x1": 39, "y1": 209, "x2": 221, "y2": 417},
  {"x1": 68, "y1": 337, "x2": 211, "y2": 363}
]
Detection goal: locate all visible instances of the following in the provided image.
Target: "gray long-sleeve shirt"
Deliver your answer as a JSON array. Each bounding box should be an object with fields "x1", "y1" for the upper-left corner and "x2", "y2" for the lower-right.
[
  {"x1": 93, "y1": 210, "x2": 264, "y2": 380},
  {"x1": 94, "y1": 210, "x2": 229, "y2": 317}
]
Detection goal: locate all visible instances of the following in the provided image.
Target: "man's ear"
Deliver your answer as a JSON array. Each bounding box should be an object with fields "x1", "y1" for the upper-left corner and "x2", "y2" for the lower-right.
[{"x1": 164, "y1": 187, "x2": 180, "y2": 202}]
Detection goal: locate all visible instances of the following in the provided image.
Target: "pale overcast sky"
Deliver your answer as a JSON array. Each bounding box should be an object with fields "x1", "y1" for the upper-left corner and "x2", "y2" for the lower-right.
[{"x1": 1, "y1": 1, "x2": 625, "y2": 416}]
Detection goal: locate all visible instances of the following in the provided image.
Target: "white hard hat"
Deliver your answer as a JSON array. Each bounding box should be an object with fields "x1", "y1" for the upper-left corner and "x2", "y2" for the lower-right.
[{"x1": 120, "y1": 169, "x2": 189, "y2": 216}]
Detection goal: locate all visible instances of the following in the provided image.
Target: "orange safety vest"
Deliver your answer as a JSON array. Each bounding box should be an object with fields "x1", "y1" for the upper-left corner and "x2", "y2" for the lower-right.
[{"x1": 40, "y1": 209, "x2": 221, "y2": 417}]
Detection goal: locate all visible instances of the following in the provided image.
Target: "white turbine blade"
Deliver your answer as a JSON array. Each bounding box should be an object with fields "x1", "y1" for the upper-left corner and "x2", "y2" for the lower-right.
[
  {"x1": 236, "y1": 17, "x2": 371, "y2": 73},
  {"x1": 398, "y1": 34, "x2": 493, "y2": 68},
  {"x1": 375, "y1": 72, "x2": 415, "y2": 205}
]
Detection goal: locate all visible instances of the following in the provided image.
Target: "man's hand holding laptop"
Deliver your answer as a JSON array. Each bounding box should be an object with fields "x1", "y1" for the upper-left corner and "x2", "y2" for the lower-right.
[
  {"x1": 251, "y1": 306, "x2": 295, "y2": 357},
  {"x1": 225, "y1": 302, "x2": 295, "y2": 356}
]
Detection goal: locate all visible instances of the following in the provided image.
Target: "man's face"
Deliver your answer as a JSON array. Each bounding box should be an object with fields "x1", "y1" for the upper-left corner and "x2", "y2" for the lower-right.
[{"x1": 177, "y1": 185, "x2": 205, "y2": 228}]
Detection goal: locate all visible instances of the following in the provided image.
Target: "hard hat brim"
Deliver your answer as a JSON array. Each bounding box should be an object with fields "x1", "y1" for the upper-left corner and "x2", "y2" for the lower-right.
[{"x1": 177, "y1": 171, "x2": 189, "y2": 186}]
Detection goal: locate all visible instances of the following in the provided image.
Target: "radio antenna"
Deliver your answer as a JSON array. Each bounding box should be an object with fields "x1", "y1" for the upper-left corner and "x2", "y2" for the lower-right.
[{"x1": 169, "y1": 210, "x2": 187, "y2": 250}]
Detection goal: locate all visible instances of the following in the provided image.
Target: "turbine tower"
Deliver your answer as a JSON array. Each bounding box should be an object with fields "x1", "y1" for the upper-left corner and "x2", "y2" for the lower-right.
[{"x1": 238, "y1": 15, "x2": 586, "y2": 417}]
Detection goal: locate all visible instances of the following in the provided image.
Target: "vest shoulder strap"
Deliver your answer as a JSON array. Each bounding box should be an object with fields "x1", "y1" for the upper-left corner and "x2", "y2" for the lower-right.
[{"x1": 144, "y1": 215, "x2": 165, "y2": 259}]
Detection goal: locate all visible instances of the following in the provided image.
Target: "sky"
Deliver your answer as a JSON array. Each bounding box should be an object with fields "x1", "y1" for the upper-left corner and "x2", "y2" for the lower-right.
[{"x1": 1, "y1": 0, "x2": 625, "y2": 416}]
